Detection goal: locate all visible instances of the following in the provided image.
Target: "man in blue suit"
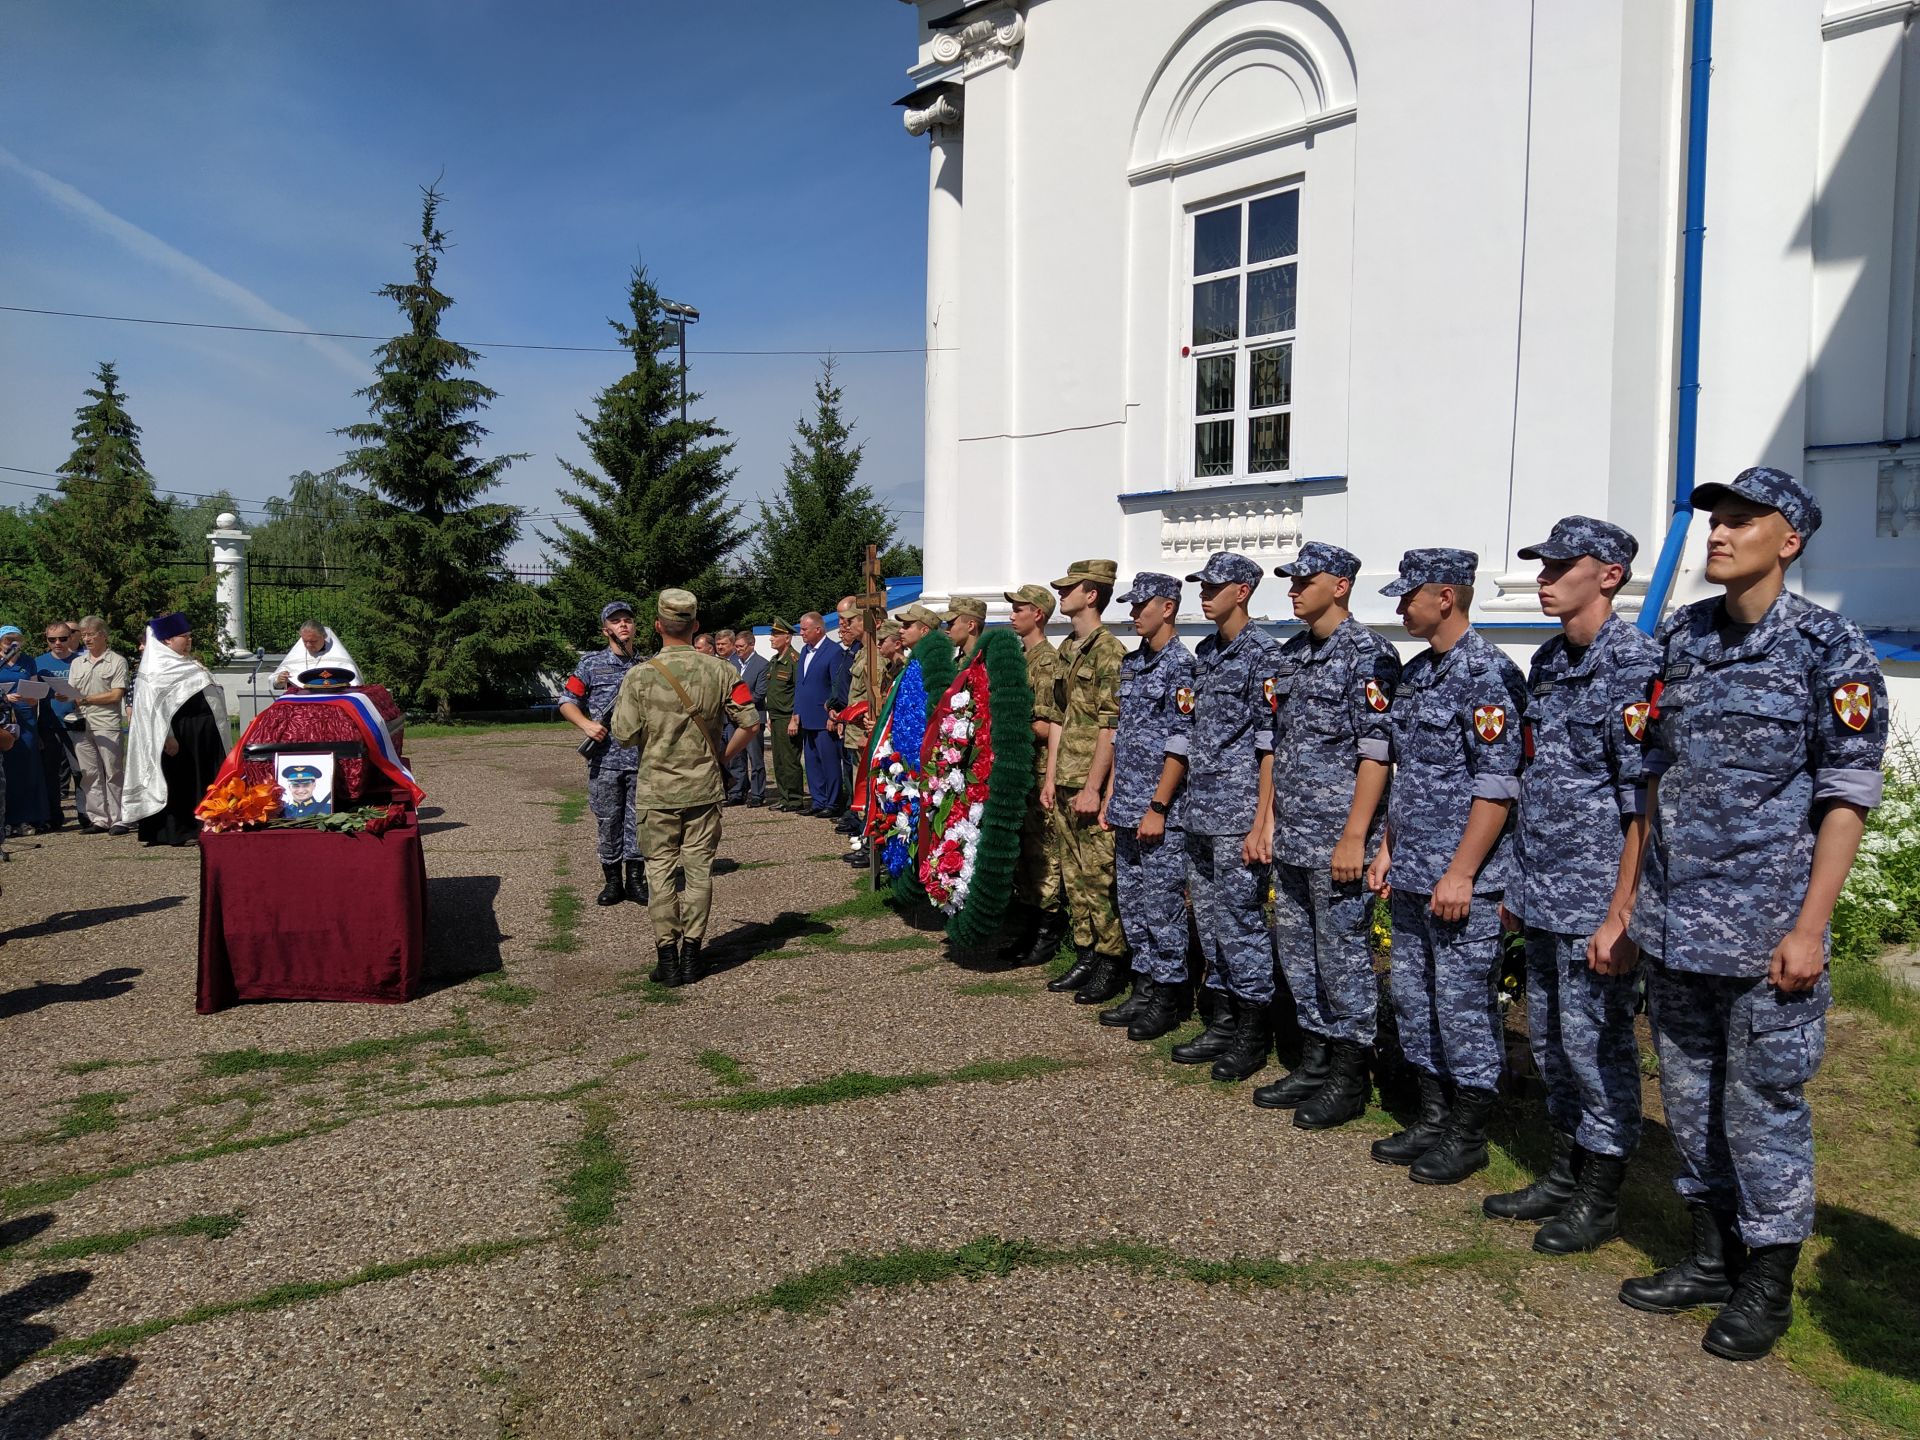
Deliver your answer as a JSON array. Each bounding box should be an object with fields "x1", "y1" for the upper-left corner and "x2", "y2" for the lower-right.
[{"x1": 793, "y1": 610, "x2": 845, "y2": 816}]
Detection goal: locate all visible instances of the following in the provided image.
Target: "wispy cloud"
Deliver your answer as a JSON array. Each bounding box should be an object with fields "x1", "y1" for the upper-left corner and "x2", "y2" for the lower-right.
[{"x1": 0, "y1": 143, "x2": 366, "y2": 381}]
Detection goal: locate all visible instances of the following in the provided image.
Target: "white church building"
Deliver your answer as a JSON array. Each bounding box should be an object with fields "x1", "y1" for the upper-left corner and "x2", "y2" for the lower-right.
[{"x1": 893, "y1": 0, "x2": 1920, "y2": 704}]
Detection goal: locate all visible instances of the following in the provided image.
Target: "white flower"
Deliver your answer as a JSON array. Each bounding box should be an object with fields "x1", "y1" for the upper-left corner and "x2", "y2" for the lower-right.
[{"x1": 951, "y1": 691, "x2": 971, "y2": 710}]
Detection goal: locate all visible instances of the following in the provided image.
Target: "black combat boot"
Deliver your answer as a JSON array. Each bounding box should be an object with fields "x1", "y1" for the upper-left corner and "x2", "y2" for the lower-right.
[
  {"x1": 1409, "y1": 1086, "x2": 1496, "y2": 1184},
  {"x1": 1483, "y1": 1130, "x2": 1577, "y2": 1222},
  {"x1": 1371, "y1": 1073, "x2": 1450, "y2": 1165},
  {"x1": 677, "y1": 938, "x2": 704, "y2": 986},
  {"x1": 648, "y1": 940, "x2": 681, "y2": 987},
  {"x1": 1171, "y1": 993, "x2": 1238, "y2": 1064},
  {"x1": 1702, "y1": 1243, "x2": 1800, "y2": 1361},
  {"x1": 1534, "y1": 1151, "x2": 1626, "y2": 1254},
  {"x1": 1023, "y1": 909, "x2": 1070, "y2": 968},
  {"x1": 624, "y1": 860, "x2": 648, "y2": 905},
  {"x1": 1210, "y1": 999, "x2": 1273, "y2": 1082},
  {"x1": 1128, "y1": 978, "x2": 1192, "y2": 1042},
  {"x1": 597, "y1": 862, "x2": 625, "y2": 907},
  {"x1": 1619, "y1": 1204, "x2": 1741, "y2": 1313},
  {"x1": 1251, "y1": 1032, "x2": 1329, "y2": 1109},
  {"x1": 1046, "y1": 945, "x2": 1097, "y2": 993},
  {"x1": 997, "y1": 905, "x2": 1039, "y2": 966},
  {"x1": 1074, "y1": 953, "x2": 1130, "y2": 1005},
  {"x1": 1098, "y1": 974, "x2": 1153, "y2": 1027},
  {"x1": 1293, "y1": 1040, "x2": 1370, "y2": 1131}
]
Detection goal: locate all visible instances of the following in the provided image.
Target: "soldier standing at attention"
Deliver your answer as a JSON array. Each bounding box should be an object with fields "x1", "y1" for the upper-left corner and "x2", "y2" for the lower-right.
[
  {"x1": 1040, "y1": 560, "x2": 1128, "y2": 1002},
  {"x1": 1485, "y1": 517, "x2": 1658, "y2": 1252},
  {"x1": 1618, "y1": 468, "x2": 1885, "y2": 1362},
  {"x1": 558, "y1": 599, "x2": 647, "y2": 908},
  {"x1": 943, "y1": 596, "x2": 988, "y2": 663},
  {"x1": 1096, "y1": 572, "x2": 1197, "y2": 1040},
  {"x1": 609, "y1": 588, "x2": 762, "y2": 988},
  {"x1": 893, "y1": 602, "x2": 941, "y2": 650},
  {"x1": 1169, "y1": 551, "x2": 1284, "y2": 1081},
  {"x1": 1256, "y1": 542, "x2": 1401, "y2": 1130},
  {"x1": 1365, "y1": 549, "x2": 1528, "y2": 1183},
  {"x1": 1001, "y1": 583, "x2": 1067, "y2": 966},
  {"x1": 763, "y1": 620, "x2": 806, "y2": 812}
]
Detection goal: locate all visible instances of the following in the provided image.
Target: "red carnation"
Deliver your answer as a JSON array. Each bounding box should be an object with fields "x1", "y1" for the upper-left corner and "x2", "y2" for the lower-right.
[{"x1": 966, "y1": 782, "x2": 988, "y2": 803}]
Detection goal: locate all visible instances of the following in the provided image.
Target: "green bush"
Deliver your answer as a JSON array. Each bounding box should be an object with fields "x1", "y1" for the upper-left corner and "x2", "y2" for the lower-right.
[{"x1": 1831, "y1": 732, "x2": 1920, "y2": 1007}]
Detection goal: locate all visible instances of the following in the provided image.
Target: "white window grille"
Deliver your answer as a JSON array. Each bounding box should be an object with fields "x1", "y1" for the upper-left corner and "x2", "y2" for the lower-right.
[{"x1": 1188, "y1": 188, "x2": 1299, "y2": 483}]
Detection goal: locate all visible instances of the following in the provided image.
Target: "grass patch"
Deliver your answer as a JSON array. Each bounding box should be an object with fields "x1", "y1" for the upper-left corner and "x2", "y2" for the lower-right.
[
  {"x1": 609, "y1": 1051, "x2": 648, "y2": 1071},
  {"x1": 477, "y1": 974, "x2": 538, "y2": 1007},
  {"x1": 559, "y1": 1098, "x2": 629, "y2": 1235},
  {"x1": 605, "y1": 971, "x2": 685, "y2": 1005},
  {"x1": 551, "y1": 791, "x2": 588, "y2": 826},
  {"x1": 28, "y1": 1212, "x2": 245, "y2": 1263},
  {"x1": 688, "y1": 1056, "x2": 1078, "y2": 1113},
  {"x1": 954, "y1": 978, "x2": 1033, "y2": 998},
  {"x1": 41, "y1": 1236, "x2": 546, "y2": 1357},
  {"x1": 536, "y1": 884, "x2": 583, "y2": 954},
  {"x1": 201, "y1": 1026, "x2": 470, "y2": 1080},
  {"x1": 806, "y1": 886, "x2": 898, "y2": 925},
  {"x1": 47, "y1": 1091, "x2": 131, "y2": 1142},
  {"x1": 693, "y1": 1051, "x2": 753, "y2": 1088}
]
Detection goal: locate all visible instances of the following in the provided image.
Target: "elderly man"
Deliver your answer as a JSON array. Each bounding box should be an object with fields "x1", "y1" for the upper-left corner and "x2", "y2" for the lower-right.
[
  {"x1": 64, "y1": 616, "x2": 130, "y2": 834},
  {"x1": 793, "y1": 611, "x2": 844, "y2": 817},
  {"x1": 765, "y1": 620, "x2": 807, "y2": 811},
  {"x1": 272, "y1": 619, "x2": 358, "y2": 690}
]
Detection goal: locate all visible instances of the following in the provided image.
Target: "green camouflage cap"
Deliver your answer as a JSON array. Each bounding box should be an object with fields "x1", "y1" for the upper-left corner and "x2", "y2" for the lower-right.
[
  {"x1": 657, "y1": 587, "x2": 699, "y2": 622},
  {"x1": 1003, "y1": 583, "x2": 1056, "y2": 619},
  {"x1": 1051, "y1": 559, "x2": 1119, "y2": 591},
  {"x1": 876, "y1": 618, "x2": 902, "y2": 639},
  {"x1": 943, "y1": 595, "x2": 988, "y2": 622},
  {"x1": 894, "y1": 602, "x2": 942, "y2": 627}
]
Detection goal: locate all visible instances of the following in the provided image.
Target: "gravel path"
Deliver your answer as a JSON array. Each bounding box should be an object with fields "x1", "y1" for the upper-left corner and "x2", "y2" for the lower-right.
[{"x1": 0, "y1": 732, "x2": 1859, "y2": 1438}]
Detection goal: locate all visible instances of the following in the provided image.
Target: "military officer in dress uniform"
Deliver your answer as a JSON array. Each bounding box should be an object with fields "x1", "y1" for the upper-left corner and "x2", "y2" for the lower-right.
[
  {"x1": 1169, "y1": 551, "x2": 1285, "y2": 1081},
  {"x1": 1001, "y1": 583, "x2": 1068, "y2": 965},
  {"x1": 1486, "y1": 517, "x2": 1659, "y2": 1253},
  {"x1": 279, "y1": 763, "x2": 328, "y2": 819},
  {"x1": 763, "y1": 619, "x2": 806, "y2": 811},
  {"x1": 1097, "y1": 572, "x2": 1198, "y2": 1040},
  {"x1": 1041, "y1": 560, "x2": 1129, "y2": 1002},
  {"x1": 559, "y1": 599, "x2": 647, "y2": 907},
  {"x1": 1257, "y1": 542, "x2": 1401, "y2": 1130},
  {"x1": 609, "y1": 588, "x2": 761, "y2": 987},
  {"x1": 1366, "y1": 549, "x2": 1529, "y2": 1184},
  {"x1": 1618, "y1": 468, "x2": 1886, "y2": 1362}
]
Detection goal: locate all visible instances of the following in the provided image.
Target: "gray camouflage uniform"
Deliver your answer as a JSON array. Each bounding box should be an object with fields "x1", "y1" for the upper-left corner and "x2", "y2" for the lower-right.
[
  {"x1": 1177, "y1": 552, "x2": 1284, "y2": 1004},
  {"x1": 564, "y1": 645, "x2": 643, "y2": 864},
  {"x1": 1630, "y1": 586, "x2": 1886, "y2": 1246},
  {"x1": 1384, "y1": 560, "x2": 1528, "y2": 1092},
  {"x1": 1271, "y1": 598, "x2": 1400, "y2": 1046},
  {"x1": 1109, "y1": 574, "x2": 1196, "y2": 986},
  {"x1": 1511, "y1": 611, "x2": 1659, "y2": 1157}
]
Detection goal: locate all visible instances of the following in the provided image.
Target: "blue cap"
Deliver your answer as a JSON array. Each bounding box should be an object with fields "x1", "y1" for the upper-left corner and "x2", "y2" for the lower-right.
[
  {"x1": 1275, "y1": 541, "x2": 1362, "y2": 580},
  {"x1": 1691, "y1": 466, "x2": 1822, "y2": 540},
  {"x1": 283, "y1": 764, "x2": 322, "y2": 783},
  {"x1": 148, "y1": 612, "x2": 192, "y2": 641},
  {"x1": 1516, "y1": 516, "x2": 1639, "y2": 568},
  {"x1": 601, "y1": 599, "x2": 638, "y2": 623},
  {"x1": 1184, "y1": 551, "x2": 1265, "y2": 588},
  {"x1": 1115, "y1": 572, "x2": 1182, "y2": 605},
  {"x1": 0, "y1": 625, "x2": 20, "y2": 640},
  {"x1": 295, "y1": 666, "x2": 354, "y2": 691},
  {"x1": 1380, "y1": 548, "x2": 1479, "y2": 596}
]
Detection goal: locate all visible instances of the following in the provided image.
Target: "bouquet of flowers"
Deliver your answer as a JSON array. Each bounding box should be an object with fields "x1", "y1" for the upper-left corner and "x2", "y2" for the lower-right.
[
  {"x1": 195, "y1": 777, "x2": 281, "y2": 832},
  {"x1": 919, "y1": 666, "x2": 993, "y2": 913},
  {"x1": 866, "y1": 659, "x2": 929, "y2": 879}
]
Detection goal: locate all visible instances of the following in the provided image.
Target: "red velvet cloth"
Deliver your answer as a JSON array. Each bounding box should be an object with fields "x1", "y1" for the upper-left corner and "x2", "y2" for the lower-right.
[
  {"x1": 236, "y1": 686, "x2": 406, "y2": 803},
  {"x1": 196, "y1": 813, "x2": 427, "y2": 1013}
]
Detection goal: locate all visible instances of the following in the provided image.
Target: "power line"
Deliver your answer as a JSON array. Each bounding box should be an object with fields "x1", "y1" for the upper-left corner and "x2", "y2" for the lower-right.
[{"x1": 0, "y1": 304, "x2": 949, "y2": 357}]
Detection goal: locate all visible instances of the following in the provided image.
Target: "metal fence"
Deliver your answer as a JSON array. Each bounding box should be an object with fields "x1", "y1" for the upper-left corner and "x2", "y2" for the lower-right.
[{"x1": 242, "y1": 561, "x2": 555, "y2": 655}]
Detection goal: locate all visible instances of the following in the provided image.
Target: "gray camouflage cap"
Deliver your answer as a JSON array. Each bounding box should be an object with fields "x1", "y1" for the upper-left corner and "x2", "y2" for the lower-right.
[
  {"x1": 1184, "y1": 551, "x2": 1264, "y2": 588},
  {"x1": 1274, "y1": 541, "x2": 1361, "y2": 580},
  {"x1": 1379, "y1": 548, "x2": 1479, "y2": 596},
  {"x1": 1115, "y1": 571, "x2": 1182, "y2": 605},
  {"x1": 1691, "y1": 465, "x2": 1823, "y2": 540},
  {"x1": 601, "y1": 599, "x2": 638, "y2": 622},
  {"x1": 1516, "y1": 516, "x2": 1639, "y2": 568}
]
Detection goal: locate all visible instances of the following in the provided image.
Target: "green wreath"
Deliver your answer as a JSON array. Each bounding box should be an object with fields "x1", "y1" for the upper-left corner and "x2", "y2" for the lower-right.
[{"x1": 940, "y1": 628, "x2": 1034, "y2": 949}]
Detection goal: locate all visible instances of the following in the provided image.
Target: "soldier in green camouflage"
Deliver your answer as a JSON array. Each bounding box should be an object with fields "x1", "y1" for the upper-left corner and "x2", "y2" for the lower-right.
[
  {"x1": 1002, "y1": 582, "x2": 1067, "y2": 965},
  {"x1": 1042, "y1": 559, "x2": 1129, "y2": 1001},
  {"x1": 609, "y1": 587, "x2": 762, "y2": 987}
]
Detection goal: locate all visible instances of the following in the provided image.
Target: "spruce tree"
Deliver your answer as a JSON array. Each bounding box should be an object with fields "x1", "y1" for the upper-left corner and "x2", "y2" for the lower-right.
[
  {"x1": 746, "y1": 359, "x2": 897, "y2": 623},
  {"x1": 337, "y1": 186, "x2": 562, "y2": 717},
  {"x1": 543, "y1": 265, "x2": 744, "y2": 641},
  {"x1": 36, "y1": 362, "x2": 220, "y2": 652}
]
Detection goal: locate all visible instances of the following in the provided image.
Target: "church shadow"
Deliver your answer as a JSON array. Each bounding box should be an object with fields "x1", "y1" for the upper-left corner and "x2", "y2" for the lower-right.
[
  {"x1": 423, "y1": 875, "x2": 505, "y2": 983},
  {"x1": 0, "y1": 968, "x2": 142, "y2": 1021},
  {"x1": 0, "y1": 897, "x2": 182, "y2": 945}
]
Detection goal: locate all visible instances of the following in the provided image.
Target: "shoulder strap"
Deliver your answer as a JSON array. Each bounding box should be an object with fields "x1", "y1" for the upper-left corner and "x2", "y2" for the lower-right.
[{"x1": 644, "y1": 656, "x2": 729, "y2": 771}]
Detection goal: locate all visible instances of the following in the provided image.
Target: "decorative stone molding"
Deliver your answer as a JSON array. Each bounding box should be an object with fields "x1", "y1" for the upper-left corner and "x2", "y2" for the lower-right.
[
  {"x1": 1159, "y1": 495, "x2": 1302, "y2": 562},
  {"x1": 1484, "y1": 569, "x2": 1650, "y2": 615},
  {"x1": 1878, "y1": 457, "x2": 1920, "y2": 537},
  {"x1": 904, "y1": 94, "x2": 962, "y2": 136},
  {"x1": 930, "y1": 8, "x2": 1023, "y2": 74}
]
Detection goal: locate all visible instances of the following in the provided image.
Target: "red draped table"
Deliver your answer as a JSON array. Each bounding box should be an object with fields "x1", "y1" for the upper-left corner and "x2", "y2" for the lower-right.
[{"x1": 196, "y1": 813, "x2": 427, "y2": 1013}]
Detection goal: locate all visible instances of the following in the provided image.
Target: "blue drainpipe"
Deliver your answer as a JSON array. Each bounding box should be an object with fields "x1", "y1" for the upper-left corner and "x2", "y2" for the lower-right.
[{"x1": 1638, "y1": 0, "x2": 1714, "y2": 634}]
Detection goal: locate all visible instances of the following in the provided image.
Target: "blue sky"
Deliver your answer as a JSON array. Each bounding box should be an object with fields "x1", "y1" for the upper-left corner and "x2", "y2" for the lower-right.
[{"x1": 0, "y1": 1, "x2": 929, "y2": 564}]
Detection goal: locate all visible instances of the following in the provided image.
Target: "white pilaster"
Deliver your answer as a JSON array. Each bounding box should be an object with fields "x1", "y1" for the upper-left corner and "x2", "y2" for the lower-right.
[{"x1": 922, "y1": 122, "x2": 965, "y2": 608}]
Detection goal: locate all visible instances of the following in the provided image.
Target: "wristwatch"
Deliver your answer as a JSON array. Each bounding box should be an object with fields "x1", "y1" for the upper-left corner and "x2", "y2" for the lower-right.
[{"x1": 1148, "y1": 799, "x2": 1170, "y2": 816}]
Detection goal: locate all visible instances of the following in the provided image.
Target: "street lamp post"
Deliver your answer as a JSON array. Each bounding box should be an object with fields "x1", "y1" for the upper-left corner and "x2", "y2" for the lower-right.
[{"x1": 661, "y1": 299, "x2": 700, "y2": 435}]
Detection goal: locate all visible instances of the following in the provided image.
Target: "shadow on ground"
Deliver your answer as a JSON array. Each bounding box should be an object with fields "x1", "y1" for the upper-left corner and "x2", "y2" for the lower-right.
[
  {"x1": 0, "y1": 968, "x2": 143, "y2": 1021},
  {"x1": 1808, "y1": 1204, "x2": 1920, "y2": 1386},
  {"x1": 424, "y1": 874, "x2": 505, "y2": 981},
  {"x1": 0, "y1": 1357, "x2": 140, "y2": 1440},
  {"x1": 0, "y1": 898, "x2": 183, "y2": 946}
]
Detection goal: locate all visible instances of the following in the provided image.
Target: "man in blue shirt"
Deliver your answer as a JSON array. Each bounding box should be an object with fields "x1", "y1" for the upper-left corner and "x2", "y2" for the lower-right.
[{"x1": 33, "y1": 619, "x2": 80, "y2": 830}]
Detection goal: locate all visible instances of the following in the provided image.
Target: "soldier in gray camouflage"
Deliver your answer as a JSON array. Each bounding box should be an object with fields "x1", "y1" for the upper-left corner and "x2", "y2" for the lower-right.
[
  {"x1": 1366, "y1": 548, "x2": 1528, "y2": 1185},
  {"x1": 558, "y1": 599, "x2": 648, "y2": 908},
  {"x1": 1169, "y1": 551, "x2": 1284, "y2": 1082},
  {"x1": 1484, "y1": 517, "x2": 1659, "y2": 1254},
  {"x1": 1257, "y1": 542, "x2": 1400, "y2": 1131},
  {"x1": 1617, "y1": 468, "x2": 1887, "y2": 1362},
  {"x1": 1097, "y1": 572, "x2": 1197, "y2": 1041}
]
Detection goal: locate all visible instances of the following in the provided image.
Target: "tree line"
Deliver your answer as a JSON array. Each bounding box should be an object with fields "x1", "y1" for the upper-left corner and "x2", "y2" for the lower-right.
[{"x1": 0, "y1": 184, "x2": 921, "y2": 719}]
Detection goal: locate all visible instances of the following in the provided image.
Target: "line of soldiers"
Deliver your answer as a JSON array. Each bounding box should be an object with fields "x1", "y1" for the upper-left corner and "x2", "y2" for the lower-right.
[{"x1": 940, "y1": 466, "x2": 1885, "y2": 1366}]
